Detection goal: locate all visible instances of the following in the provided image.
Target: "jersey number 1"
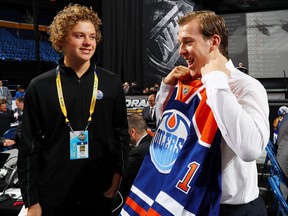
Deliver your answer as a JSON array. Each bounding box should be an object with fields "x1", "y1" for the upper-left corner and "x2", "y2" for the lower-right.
[{"x1": 176, "y1": 162, "x2": 199, "y2": 194}]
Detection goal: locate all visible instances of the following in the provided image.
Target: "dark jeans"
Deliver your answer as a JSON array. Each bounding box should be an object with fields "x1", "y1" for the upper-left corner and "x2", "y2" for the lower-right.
[{"x1": 220, "y1": 196, "x2": 267, "y2": 216}]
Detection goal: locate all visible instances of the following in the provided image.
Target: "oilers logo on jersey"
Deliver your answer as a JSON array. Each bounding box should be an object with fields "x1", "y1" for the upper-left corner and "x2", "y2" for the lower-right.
[{"x1": 150, "y1": 109, "x2": 190, "y2": 174}]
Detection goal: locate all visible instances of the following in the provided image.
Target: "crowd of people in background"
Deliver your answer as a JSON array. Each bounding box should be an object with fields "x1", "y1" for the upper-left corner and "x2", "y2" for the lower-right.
[
  {"x1": 0, "y1": 80, "x2": 25, "y2": 151},
  {"x1": 123, "y1": 81, "x2": 159, "y2": 95}
]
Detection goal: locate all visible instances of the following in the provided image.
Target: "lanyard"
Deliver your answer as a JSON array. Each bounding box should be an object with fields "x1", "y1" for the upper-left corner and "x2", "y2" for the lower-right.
[{"x1": 56, "y1": 65, "x2": 98, "y2": 132}]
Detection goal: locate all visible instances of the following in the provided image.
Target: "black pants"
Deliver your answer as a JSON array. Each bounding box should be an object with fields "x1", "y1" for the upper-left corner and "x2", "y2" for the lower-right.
[
  {"x1": 41, "y1": 196, "x2": 113, "y2": 216},
  {"x1": 219, "y1": 196, "x2": 267, "y2": 216}
]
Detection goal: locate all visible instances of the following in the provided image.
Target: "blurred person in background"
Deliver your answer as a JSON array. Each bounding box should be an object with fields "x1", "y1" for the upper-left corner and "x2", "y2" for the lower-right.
[
  {"x1": 13, "y1": 96, "x2": 24, "y2": 123},
  {"x1": 0, "y1": 98, "x2": 15, "y2": 123},
  {"x1": 13, "y1": 85, "x2": 26, "y2": 99},
  {"x1": 142, "y1": 93, "x2": 156, "y2": 131},
  {"x1": 0, "y1": 80, "x2": 12, "y2": 111},
  {"x1": 121, "y1": 114, "x2": 152, "y2": 200},
  {"x1": 276, "y1": 106, "x2": 288, "y2": 198}
]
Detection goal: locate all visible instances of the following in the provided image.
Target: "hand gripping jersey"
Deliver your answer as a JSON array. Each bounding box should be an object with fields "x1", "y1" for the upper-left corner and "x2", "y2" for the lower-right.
[{"x1": 121, "y1": 80, "x2": 222, "y2": 216}]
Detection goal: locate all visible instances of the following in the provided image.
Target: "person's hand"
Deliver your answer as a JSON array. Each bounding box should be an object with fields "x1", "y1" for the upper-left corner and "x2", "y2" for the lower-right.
[
  {"x1": 27, "y1": 203, "x2": 42, "y2": 216},
  {"x1": 163, "y1": 66, "x2": 192, "y2": 85},
  {"x1": 201, "y1": 56, "x2": 230, "y2": 77},
  {"x1": 3, "y1": 139, "x2": 15, "y2": 147},
  {"x1": 103, "y1": 173, "x2": 122, "y2": 198}
]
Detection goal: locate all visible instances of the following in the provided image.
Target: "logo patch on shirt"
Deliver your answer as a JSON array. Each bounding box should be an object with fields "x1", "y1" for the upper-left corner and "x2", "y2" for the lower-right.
[
  {"x1": 150, "y1": 109, "x2": 190, "y2": 174},
  {"x1": 182, "y1": 86, "x2": 189, "y2": 95}
]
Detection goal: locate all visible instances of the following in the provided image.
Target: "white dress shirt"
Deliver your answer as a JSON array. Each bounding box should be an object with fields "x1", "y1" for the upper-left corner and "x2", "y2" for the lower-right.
[
  {"x1": 135, "y1": 133, "x2": 148, "y2": 148},
  {"x1": 155, "y1": 60, "x2": 270, "y2": 204},
  {"x1": 149, "y1": 106, "x2": 155, "y2": 119}
]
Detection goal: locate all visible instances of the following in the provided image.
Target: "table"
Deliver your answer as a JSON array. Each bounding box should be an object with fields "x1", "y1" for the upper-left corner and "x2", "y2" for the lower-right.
[
  {"x1": 0, "y1": 197, "x2": 22, "y2": 216},
  {"x1": 0, "y1": 184, "x2": 22, "y2": 216}
]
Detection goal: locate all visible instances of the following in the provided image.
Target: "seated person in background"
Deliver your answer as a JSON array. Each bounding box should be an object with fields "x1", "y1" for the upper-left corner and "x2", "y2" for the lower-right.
[
  {"x1": 0, "y1": 99, "x2": 15, "y2": 123},
  {"x1": 149, "y1": 87, "x2": 157, "y2": 94},
  {"x1": 123, "y1": 81, "x2": 131, "y2": 94},
  {"x1": 130, "y1": 81, "x2": 141, "y2": 95},
  {"x1": 273, "y1": 106, "x2": 288, "y2": 146},
  {"x1": 0, "y1": 122, "x2": 21, "y2": 151},
  {"x1": 0, "y1": 137, "x2": 16, "y2": 150},
  {"x1": 236, "y1": 62, "x2": 248, "y2": 74},
  {"x1": 276, "y1": 109, "x2": 288, "y2": 198},
  {"x1": 142, "y1": 93, "x2": 156, "y2": 131},
  {"x1": 276, "y1": 106, "x2": 288, "y2": 130},
  {"x1": 142, "y1": 87, "x2": 150, "y2": 94},
  {"x1": 13, "y1": 85, "x2": 25, "y2": 99},
  {"x1": 13, "y1": 97, "x2": 24, "y2": 122},
  {"x1": 273, "y1": 115, "x2": 282, "y2": 145},
  {"x1": 0, "y1": 80, "x2": 13, "y2": 111},
  {"x1": 121, "y1": 113, "x2": 152, "y2": 200}
]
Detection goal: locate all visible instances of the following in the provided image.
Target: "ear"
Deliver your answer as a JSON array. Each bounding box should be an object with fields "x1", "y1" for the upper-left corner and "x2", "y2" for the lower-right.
[
  {"x1": 130, "y1": 128, "x2": 136, "y2": 136},
  {"x1": 210, "y1": 34, "x2": 221, "y2": 48}
]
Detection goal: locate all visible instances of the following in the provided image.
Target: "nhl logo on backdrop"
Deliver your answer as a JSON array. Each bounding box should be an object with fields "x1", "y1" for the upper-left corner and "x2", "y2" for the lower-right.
[{"x1": 150, "y1": 109, "x2": 190, "y2": 174}]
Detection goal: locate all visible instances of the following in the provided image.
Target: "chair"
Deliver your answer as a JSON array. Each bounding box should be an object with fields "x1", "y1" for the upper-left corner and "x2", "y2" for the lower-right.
[
  {"x1": 265, "y1": 140, "x2": 288, "y2": 216},
  {"x1": 266, "y1": 141, "x2": 288, "y2": 186},
  {"x1": 260, "y1": 140, "x2": 277, "y2": 181},
  {"x1": 1, "y1": 128, "x2": 17, "y2": 152},
  {"x1": 2, "y1": 127, "x2": 16, "y2": 139},
  {"x1": 268, "y1": 175, "x2": 288, "y2": 216}
]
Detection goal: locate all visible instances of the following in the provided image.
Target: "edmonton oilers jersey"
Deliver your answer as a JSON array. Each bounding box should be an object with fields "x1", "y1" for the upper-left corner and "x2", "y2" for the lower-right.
[{"x1": 121, "y1": 80, "x2": 222, "y2": 216}]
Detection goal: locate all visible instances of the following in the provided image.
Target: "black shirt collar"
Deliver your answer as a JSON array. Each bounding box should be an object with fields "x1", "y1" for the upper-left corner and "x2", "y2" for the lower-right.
[{"x1": 58, "y1": 57, "x2": 96, "y2": 78}]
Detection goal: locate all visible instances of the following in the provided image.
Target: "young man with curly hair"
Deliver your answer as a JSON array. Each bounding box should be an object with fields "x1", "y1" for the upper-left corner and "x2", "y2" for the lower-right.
[{"x1": 17, "y1": 4, "x2": 129, "y2": 216}]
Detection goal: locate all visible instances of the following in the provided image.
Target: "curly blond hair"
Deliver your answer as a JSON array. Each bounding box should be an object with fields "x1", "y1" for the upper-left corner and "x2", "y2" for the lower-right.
[{"x1": 48, "y1": 3, "x2": 102, "y2": 52}]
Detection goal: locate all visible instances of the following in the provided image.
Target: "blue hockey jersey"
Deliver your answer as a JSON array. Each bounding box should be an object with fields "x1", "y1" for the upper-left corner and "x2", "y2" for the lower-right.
[{"x1": 121, "y1": 79, "x2": 222, "y2": 216}]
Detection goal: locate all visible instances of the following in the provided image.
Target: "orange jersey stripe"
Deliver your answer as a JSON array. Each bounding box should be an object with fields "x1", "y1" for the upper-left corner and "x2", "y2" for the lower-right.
[
  {"x1": 125, "y1": 196, "x2": 148, "y2": 216},
  {"x1": 147, "y1": 207, "x2": 161, "y2": 216},
  {"x1": 194, "y1": 89, "x2": 218, "y2": 145}
]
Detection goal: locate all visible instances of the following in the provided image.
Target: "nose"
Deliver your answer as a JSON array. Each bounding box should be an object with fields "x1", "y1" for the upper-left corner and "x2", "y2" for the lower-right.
[
  {"x1": 179, "y1": 44, "x2": 187, "y2": 57},
  {"x1": 83, "y1": 36, "x2": 92, "y2": 46}
]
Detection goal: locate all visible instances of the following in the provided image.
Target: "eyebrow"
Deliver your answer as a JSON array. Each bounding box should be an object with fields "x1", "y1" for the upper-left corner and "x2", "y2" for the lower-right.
[{"x1": 72, "y1": 32, "x2": 96, "y2": 35}]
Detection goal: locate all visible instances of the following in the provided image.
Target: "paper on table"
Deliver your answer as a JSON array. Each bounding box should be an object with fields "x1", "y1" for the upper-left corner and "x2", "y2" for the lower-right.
[
  {"x1": 0, "y1": 188, "x2": 21, "y2": 199},
  {"x1": 18, "y1": 205, "x2": 27, "y2": 216},
  {"x1": 0, "y1": 188, "x2": 26, "y2": 215}
]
